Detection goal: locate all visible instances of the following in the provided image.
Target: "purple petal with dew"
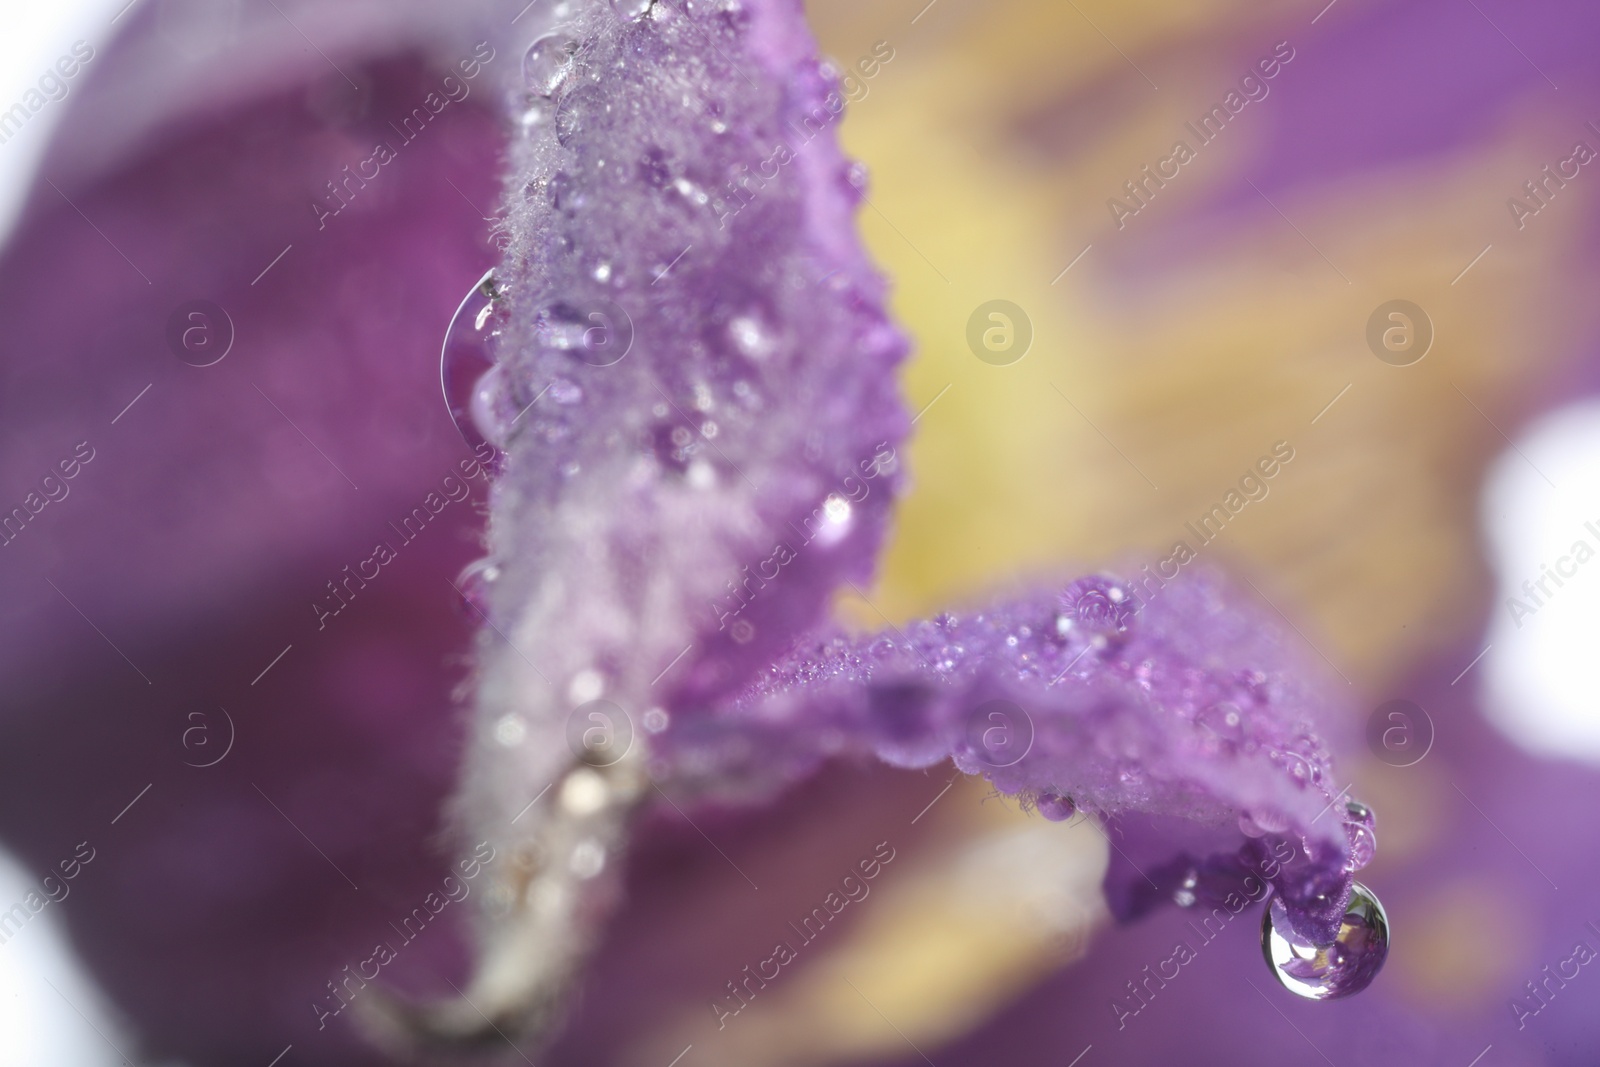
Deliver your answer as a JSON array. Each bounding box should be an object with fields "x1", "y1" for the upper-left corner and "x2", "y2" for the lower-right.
[
  {"x1": 420, "y1": 0, "x2": 908, "y2": 1047},
  {"x1": 476, "y1": 0, "x2": 906, "y2": 708},
  {"x1": 656, "y1": 570, "x2": 1361, "y2": 946}
]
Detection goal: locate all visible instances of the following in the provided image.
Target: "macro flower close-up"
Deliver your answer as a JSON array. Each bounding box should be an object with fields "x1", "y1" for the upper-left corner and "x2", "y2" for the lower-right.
[{"x1": 2, "y1": 0, "x2": 1599, "y2": 1064}]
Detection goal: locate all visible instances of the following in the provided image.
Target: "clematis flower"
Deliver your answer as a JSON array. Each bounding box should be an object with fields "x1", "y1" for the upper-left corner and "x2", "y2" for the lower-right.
[{"x1": 6, "y1": 0, "x2": 1600, "y2": 1065}]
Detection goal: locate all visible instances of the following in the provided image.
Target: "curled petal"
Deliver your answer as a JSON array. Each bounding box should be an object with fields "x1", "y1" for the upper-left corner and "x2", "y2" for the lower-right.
[{"x1": 658, "y1": 570, "x2": 1359, "y2": 945}]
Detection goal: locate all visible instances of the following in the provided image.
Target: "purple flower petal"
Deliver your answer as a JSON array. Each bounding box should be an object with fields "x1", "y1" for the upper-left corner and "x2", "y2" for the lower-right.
[
  {"x1": 656, "y1": 570, "x2": 1358, "y2": 944},
  {"x1": 477, "y1": 0, "x2": 906, "y2": 708},
  {"x1": 424, "y1": 2, "x2": 1380, "y2": 1042},
  {"x1": 427, "y1": 0, "x2": 908, "y2": 1045}
]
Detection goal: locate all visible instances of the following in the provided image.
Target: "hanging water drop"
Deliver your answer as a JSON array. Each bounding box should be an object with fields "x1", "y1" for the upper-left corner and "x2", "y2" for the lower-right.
[
  {"x1": 1342, "y1": 799, "x2": 1377, "y2": 872},
  {"x1": 1261, "y1": 882, "x2": 1389, "y2": 1000},
  {"x1": 1036, "y1": 793, "x2": 1076, "y2": 822},
  {"x1": 442, "y1": 269, "x2": 505, "y2": 462},
  {"x1": 523, "y1": 33, "x2": 579, "y2": 96}
]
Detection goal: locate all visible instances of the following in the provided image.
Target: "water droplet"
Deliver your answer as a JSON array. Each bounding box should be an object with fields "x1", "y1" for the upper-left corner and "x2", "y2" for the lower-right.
[
  {"x1": 523, "y1": 33, "x2": 578, "y2": 96},
  {"x1": 568, "y1": 668, "x2": 605, "y2": 703},
  {"x1": 1059, "y1": 576, "x2": 1138, "y2": 643},
  {"x1": 455, "y1": 556, "x2": 500, "y2": 617},
  {"x1": 1343, "y1": 799, "x2": 1377, "y2": 872},
  {"x1": 642, "y1": 708, "x2": 670, "y2": 732},
  {"x1": 593, "y1": 261, "x2": 612, "y2": 283},
  {"x1": 611, "y1": 0, "x2": 653, "y2": 19},
  {"x1": 1262, "y1": 882, "x2": 1389, "y2": 1000},
  {"x1": 555, "y1": 83, "x2": 608, "y2": 145},
  {"x1": 442, "y1": 269, "x2": 506, "y2": 461},
  {"x1": 1036, "y1": 793, "x2": 1076, "y2": 822}
]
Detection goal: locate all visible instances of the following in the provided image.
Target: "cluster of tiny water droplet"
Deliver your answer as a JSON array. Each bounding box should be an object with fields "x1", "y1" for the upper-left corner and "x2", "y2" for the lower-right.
[{"x1": 475, "y1": 0, "x2": 904, "y2": 538}]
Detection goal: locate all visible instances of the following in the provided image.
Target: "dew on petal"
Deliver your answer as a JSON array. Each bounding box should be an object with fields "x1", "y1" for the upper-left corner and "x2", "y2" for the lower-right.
[
  {"x1": 1343, "y1": 798, "x2": 1377, "y2": 871},
  {"x1": 455, "y1": 557, "x2": 501, "y2": 618},
  {"x1": 442, "y1": 269, "x2": 504, "y2": 458},
  {"x1": 523, "y1": 33, "x2": 579, "y2": 96},
  {"x1": 1262, "y1": 882, "x2": 1389, "y2": 999},
  {"x1": 468, "y1": 365, "x2": 513, "y2": 451},
  {"x1": 1036, "y1": 792, "x2": 1076, "y2": 822},
  {"x1": 1059, "y1": 575, "x2": 1138, "y2": 643},
  {"x1": 555, "y1": 83, "x2": 609, "y2": 146}
]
